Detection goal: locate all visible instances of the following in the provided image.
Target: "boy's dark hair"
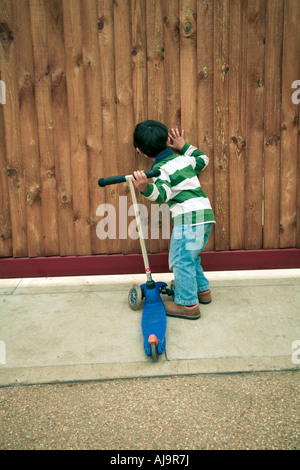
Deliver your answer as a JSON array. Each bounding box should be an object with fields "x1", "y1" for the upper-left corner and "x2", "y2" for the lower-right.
[{"x1": 133, "y1": 120, "x2": 168, "y2": 158}]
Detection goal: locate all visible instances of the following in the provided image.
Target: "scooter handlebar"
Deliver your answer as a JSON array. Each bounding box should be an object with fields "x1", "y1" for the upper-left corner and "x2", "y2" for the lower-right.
[{"x1": 98, "y1": 169, "x2": 160, "y2": 187}]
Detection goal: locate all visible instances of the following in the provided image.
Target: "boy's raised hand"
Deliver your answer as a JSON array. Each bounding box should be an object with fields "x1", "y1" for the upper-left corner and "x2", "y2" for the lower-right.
[{"x1": 168, "y1": 128, "x2": 185, "y2": 152}]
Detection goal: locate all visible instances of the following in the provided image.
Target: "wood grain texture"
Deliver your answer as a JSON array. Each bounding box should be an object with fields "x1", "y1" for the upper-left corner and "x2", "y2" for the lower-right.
[{"x1": 0, "y1": 0, "x2": 299, "y2": 259}]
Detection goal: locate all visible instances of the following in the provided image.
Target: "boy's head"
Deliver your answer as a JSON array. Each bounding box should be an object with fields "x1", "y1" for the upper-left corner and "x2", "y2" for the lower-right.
[{"x1": 133, "y1": 120, "x2": 169, "y2": 159}]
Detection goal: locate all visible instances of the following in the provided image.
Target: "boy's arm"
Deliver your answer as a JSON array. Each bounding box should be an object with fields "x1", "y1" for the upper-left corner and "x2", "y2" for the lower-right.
[
  {"x1": 132, "y1": 170, "x2": 172, "y2": 203},
  {"x1": 180, "y1": 143, "x2": 209, "y2": 173}
]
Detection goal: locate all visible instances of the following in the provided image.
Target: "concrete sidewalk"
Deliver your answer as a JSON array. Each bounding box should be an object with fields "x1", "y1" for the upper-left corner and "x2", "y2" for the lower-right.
[{"x1": 0, "y1": 269, "x2": 299, "y2": 386}]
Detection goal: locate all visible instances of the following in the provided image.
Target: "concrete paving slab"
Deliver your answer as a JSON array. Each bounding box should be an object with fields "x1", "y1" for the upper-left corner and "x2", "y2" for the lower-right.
[
  {"x1": 166, "y1": 284, "x2": 299, "y2": 359},
  {"x1": 0, "y1": 278, "x2": 22, "y2": 296},
  {"x1": 0, "y1": 270, "x2": 299, "y2": 386}
]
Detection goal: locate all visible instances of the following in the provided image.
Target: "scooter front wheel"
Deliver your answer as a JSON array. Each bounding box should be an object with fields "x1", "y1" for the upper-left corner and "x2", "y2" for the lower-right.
[
  {"x1": 150, "y1": 342, "x2": 158, "y2": 361},
  {"x1": 128, "y1": 284, "x2": 143, "y2": 310},
  {"x1": 148, "y1": 334, "x2": 159, "y2": 361}
]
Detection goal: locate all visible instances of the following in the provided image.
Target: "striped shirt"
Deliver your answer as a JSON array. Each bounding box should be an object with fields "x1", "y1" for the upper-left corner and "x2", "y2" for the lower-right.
[{"x1": 142, "y1": 143, "x2": 215, "y2": 226}]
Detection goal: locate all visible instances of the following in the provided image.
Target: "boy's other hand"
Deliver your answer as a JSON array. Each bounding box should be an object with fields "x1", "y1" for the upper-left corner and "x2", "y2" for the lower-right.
[
  {"x1": 132, "y1": 170, "x2": 148, "y2": 193},
  {"x1": 168, "y1": 128, "x2": 185, "y2": 152}
]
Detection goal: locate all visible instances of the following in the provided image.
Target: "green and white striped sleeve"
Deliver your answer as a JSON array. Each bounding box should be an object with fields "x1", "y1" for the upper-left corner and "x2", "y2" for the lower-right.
[
  {"x1": 180, "y1": 143, "x2": 209, "y2": 173},
  {"x1": 141, "y1": 168, "x2": 172, "y2": 203}
]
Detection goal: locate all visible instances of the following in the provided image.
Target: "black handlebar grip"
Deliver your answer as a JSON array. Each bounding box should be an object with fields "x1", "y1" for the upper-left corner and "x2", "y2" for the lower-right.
[
  {"x1": 98, "y1": 169, "x2": 160, "y2": 187},
  {"x1": 144, "y1": 169, "x2": 161, "y2": 179},
  {"x1": 98, "y1": 174, "x2": 126, "y2": 187}
]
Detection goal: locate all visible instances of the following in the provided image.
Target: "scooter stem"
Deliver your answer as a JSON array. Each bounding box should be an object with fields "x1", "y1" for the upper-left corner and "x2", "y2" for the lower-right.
[{"x1": 126, "y1": 176, "x2": 152, "y2": 283}]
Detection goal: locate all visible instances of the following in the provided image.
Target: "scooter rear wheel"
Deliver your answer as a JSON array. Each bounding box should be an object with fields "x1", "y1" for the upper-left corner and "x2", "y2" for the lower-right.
[{"x1": 128, "y1": 284, "x2": 142, "y2": 310}]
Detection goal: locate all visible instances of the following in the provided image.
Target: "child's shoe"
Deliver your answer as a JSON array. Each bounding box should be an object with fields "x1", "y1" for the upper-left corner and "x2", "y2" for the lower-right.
[
  {"x1": 198, "y1": 289, "x2": 212, "y2": 304},
  {"x1": 164, "y1": 301, "x2": 201, "y2": 320}
]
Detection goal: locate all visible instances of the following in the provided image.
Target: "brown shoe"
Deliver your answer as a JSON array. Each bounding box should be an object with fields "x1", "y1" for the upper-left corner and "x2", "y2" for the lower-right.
[
  {"x1": 164, "y1": 301, "x2": 201, "y2": 320},
  {"x1": 198, "y1": 289, "x2": 212, "y2": 304}
]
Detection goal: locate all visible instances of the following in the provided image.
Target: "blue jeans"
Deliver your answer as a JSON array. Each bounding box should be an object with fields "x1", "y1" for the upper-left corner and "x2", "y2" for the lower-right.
[{"x1": 168, "y1": 222, "x2": 213, "y2": 306}]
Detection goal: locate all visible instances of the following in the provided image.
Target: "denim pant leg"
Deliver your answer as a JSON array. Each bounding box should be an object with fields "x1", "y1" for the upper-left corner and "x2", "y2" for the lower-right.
[
  {"x1": 169, "y1": 225, "x2": 199, "y2": 305},
  {"x1": 196, "y1": 223, "x2": 213, "y2": 292},
  {"x1": 168, "y1": 223, "x2": 213, "y2": 305},
  {"x1": 195, "y1": 257, "x2": 210, "y2": 292}
]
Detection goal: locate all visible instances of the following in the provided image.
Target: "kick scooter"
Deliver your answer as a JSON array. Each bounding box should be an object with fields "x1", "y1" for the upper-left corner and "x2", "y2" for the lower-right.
[{"x1": 98, "y1": 170, "x2": 174, "y2": 361}]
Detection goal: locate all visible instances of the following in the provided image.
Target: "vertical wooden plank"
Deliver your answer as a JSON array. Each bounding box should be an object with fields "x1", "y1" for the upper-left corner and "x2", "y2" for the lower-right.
[
  {"x1": 297, "y1": 0, "x2": 300, "y2": 248},
  {"x1": 298, "y1": 77, "x2": 300, "y2": 249},
  {"x1": 113, "y1": 0, "x2": 136, "y2": 255},
  {"x1": 62, "y1": 0, "x2": 91, "y2": 256},
  {"x1": 131, "y1": 0, "x2": 151, "y2": 254},
  {"x1": 97, "y1": 0, "x2": 121, "y2": 254},
  {"x1": 29, "y1": 0, "x2": 60, "y2": 256},
  {"x1": 162, "y1": 0, "x2": 180, "y2": 130},
  {"x1": 131, "y1": 0, "x2": 147, "y2": 175},
  {"x1": 131, "y1": 0, "x2": 147, "y2": 127},
  {"x1": 244, "y1": 0, "x2": 265, "y2": 250},
  {"x1": 146, "y1": 0, "x2": 165, "y2": 254},
  {"x1": 13, "y1": 0, "x2": 43, "y2": 257},
  {"x1": 213, "y1": 0, "x2": 230, "y2": 251},
  {"x1": 113, "y1": 0, "x2": 134, "y2": 176},
  {"x1": 263, "y1": 0, "x2": 283, "y2": 249},
  {"x1": 0, "y1": 14, "x2": 11, "y2": 257},
  {"x1": 197, "y1": 0, "x2": 215, "y2": 251},
  {"x1": 46, "y1": 0, "x2": 75, "y2": 256},
  {"x1": 180, "y1": 0, "x2": 197, "y2": 144},
  {"x1": 280, "y1": 0, "x2": 299, "y2": 247},
  {"x1": 244, "y1": 1, "x2": 264, "y2": 250},
  {"x1": 81, "y1": 0, "x2": 105, "y2": 255},
  {"x1": 0, "y1": 96, "x2": 12, "y2": 256},
  {"x1": 228, "y1": 0, "x2": 247, "y2": 250},
  {"x1": 159, "y1": 0, "x2": 180, "y2": 253},
  {"x1": 0, "y1": 0, "x2": 27, "y2": 257},
  {"x1": 146, "y1": 0, "x2": 165, "y2": 125}
]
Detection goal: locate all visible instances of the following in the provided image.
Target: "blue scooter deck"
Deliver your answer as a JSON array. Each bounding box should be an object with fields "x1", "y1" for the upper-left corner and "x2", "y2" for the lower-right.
[{"x1": 140, "y1": 281, "x2": 167, "y2": 356}]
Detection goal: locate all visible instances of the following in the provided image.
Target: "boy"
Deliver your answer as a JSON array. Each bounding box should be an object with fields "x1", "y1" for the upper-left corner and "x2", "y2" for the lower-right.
[{"x1": 132, "y1": 120, "x2": 215, "y2": 320}]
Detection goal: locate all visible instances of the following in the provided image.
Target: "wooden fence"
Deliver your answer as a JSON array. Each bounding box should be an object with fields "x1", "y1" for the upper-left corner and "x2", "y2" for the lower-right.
[{"x1": 0, "y1": 0, "x2": 299, "y2": 260}]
